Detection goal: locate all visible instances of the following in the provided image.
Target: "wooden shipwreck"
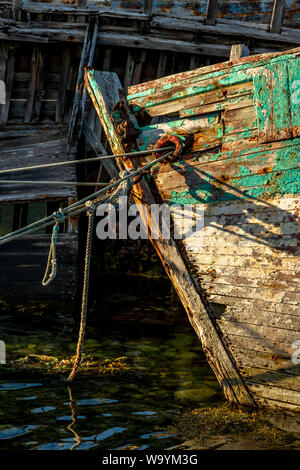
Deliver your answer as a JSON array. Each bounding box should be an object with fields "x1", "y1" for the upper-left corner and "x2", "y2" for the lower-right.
[{"x1": 86, "y1": 46, "x2": 300, "y2": 411}]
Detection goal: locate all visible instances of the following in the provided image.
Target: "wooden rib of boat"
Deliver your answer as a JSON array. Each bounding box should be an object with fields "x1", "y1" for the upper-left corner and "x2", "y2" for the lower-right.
[{"x1": 85, "y1": 46, "x2": 300, "y2": 411}]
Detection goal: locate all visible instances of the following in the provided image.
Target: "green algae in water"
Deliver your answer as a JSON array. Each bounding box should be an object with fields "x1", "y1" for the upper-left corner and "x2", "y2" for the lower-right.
[
  {"x1": 169, "y1": 403, "x2": 300, "y2": 450},
  {"x1": 0, "y1": 320, "x2": 222, "y2": 450}
]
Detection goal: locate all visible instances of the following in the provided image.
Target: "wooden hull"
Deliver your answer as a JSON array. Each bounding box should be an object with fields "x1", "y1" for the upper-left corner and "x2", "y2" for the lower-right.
[
  {"x1": 86, "y1": 47, "x2": 300, "y2": 410},
  {"x1": 163, "y1": 194, "x2": 300, "y2": 410}
]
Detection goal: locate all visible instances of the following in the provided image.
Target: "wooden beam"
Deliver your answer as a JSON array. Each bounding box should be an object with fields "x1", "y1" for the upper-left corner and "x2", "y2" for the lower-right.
[
  {"x1": 132, "y1": 50, "x2": 146, "y2": 85},
  {"x1": 12, "y1": 0, "x2": 23, "y2": 21},
  {"x1": 189, "y1": 54, "x2": 200, "y2": 70},
  {"x1": 230, "y1": 44, "x2": 250, "y2": 61},
  {"x1": 124, "y1": 51, "x2": 135, "y2": 95},
  {"x1": 156, "y1": 51, "x2": 168, "y2": 79},
  {"x1": 270, "y1": 0, "x2": 285, "y2": 34},
  {"x1": 25, "y1": 47, "x2": 39, "y2": 123},
  {"x1": 23, "y1": 2, "x2": 148, "y2": 20},
  {"x1": 33, "y1": 48, "x2": 45, "y2": 122},
  {"x1": 67, "y1": 23, "x2": 91, "y2": 151},
  {"x1": 0, "y1": 44, "x2": 7, "y2": 107},
  {"x1": 97, "y1": 32, "x2": 231, "y2": 57},
  {"x1": 205, "y1": 0, "x2": 218, "y2": 26},
  {"x1": 77, "y1": 0, "x2": 88, "y2": 7},
  {"x1": 80, "y1": 20, "x2": 98, "y2": 128},
  {"x1": 123, "y1": 50, "x2": 146, "y2": 93},
  {"x1": 143, "y1": 0, "x2": 153, "y2": 15},
  {"x1": 82, "y1": 118, "x2": 118, "y2": 179},
  {"x1": 0, "y1": 46, "x2": 15, "y2": 124},
  {"x1": 3, "y1": 16, "x2": 300, "y2": 50},
  {"x1": 151, "y1": 15, "x2": 300, "y2": 45},
  {"x1": 56, "y1": 47, "x2": 71, "y2": 123}
]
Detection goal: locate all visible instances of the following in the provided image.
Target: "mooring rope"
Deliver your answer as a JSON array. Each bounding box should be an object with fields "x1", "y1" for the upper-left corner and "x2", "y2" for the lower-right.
[
  {"x1": 0, "y1": 150, "x2": 174, "y2": 246},
  {"x1": 67, "y1": 201, "x2": 95, "y2": 384},
  {"x1": 0, "y1": 146, "x2": 174, "y2": 176},
  {"x1": 67, "y1": 170, "x2": 132, "y2": 384}
]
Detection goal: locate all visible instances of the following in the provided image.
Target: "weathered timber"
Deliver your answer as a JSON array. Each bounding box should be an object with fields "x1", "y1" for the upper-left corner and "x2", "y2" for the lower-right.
[
  {"x1": 270, "y1": 0, "x2": 285, "y2": 34},
  {"x1": 205, "y1": 0, "x2": 218, "y2": 26},
  {"x1": 143, "y1": 0, "x2": 153, "y2": 16},
  {"x1": 24, "y1": 46, "x2": 43, "y2": 123},
  {"x1": 67, "y1": 23, "x2": 90, "y2": 150},
  {"x1": 0, "y1": 45, "x2": 15, "y2": 123},
  {"x1": 56, "y1": 47, "x2": 71, "y2": 123},
  {"x1": 82, "y1": 118, "x2": 118, "y2": 179},
  {"x1": 0, "y1": 130, "x2": 77, "y2": 202},
  {"x1": 230, "y1": 44, "x2": 250, "y2": 61}
]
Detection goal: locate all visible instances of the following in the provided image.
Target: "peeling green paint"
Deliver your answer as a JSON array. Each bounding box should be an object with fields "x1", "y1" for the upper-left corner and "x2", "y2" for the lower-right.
[
  {"x1": 169, "y1": 143, "x2": 300, "y2": 205},
  {"x1": 127, "y1": 87, "x2": 156, "y2": 100}
]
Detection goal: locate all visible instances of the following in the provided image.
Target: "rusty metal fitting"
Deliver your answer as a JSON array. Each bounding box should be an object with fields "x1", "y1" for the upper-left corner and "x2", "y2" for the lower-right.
[{"x1": 153, "y1": 134, "x2": 183, "y2": 164}]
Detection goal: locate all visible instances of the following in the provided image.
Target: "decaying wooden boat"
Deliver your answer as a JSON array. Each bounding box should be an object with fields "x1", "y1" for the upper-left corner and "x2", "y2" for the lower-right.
[{"x1": 86, "y1": 46, "x2": 300, "y2": 411}]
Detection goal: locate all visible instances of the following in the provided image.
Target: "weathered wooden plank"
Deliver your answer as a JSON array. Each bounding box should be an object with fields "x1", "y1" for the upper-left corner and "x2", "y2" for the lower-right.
[
  {"x1": 0, "y1": 132, "x2": 77, "y2": 202},
  {"x1": 143, "y1": 0, "x2": 153, "y2": 16},
  {"x1": 253, "y1": 62, "x2": 291, "y2": 143},
  {"x1": 0, "y1": 45, "x2": 15, "y2": 123},
  {"x1": 77, "y1": 0, "x2": 87, "y2": 7},
  {"x1": 225, "y1": 334, "x2": 294, "y2": 358},
  {"x1": 218, "y1": 320, "x2": 300, "y2": 345},
  {"x1": 55, "y1": 47, "x2": 71, "y2": 123},
  {"x1": 128, "y1": 46, "x2": 300, "y2": 108},
  {"x1": 220, "y1": 306, "x2": 300, "y2": 328},
  {"x1": 151, "y1": 15, "x2": 300, "y2": 45},
  {"x1": 190, "y1": 256, "x2": 300, "y2": 278},
  {"x1": 240, "y1": 366, "x2": 300, "y2": 393},
  {"x1": 247, "y1": 383, "x2": 300, "y2": 407},
  {"x1": 208, "y1": 295, "x2": 300, "y2": 317},
  {"x1": 132, "y1": 50, "x2": 146, "y2": 86},
  {"x1": 287, "y1": 57, "x2": 300, "y2": 137},
  {"x1": 199, "y1": 272, "x2": 300, "y2": 297},
  {"x1": 205, "y1": 0, "x2": 218, "y2": 26},
  {"x1": 24, "y1": 47, "x2": 39, "y2": 123},
  {"x1": 230, "y1": 347, "x2": 300, "y2": 376},
  {"x1": 124, "y1": 51, "x2": 135, "y2": 95},
  {"x1": 79, "y1": 19, "x2": 98, "y2": 131},
  {"x1": 0, "y1": 43, "x2": 7, "y2": 99},
  {"x1": 230, "y1": 44, "x2": 250, "y2": 61},
  {"x1": 82, "y1": 118, "x2": 118, "y2": 179},
  {"x1": 270, "y1": 0, "x2": 285, "y2": 34},
  {"x1": 128, "y1": 70, "x2": 253, "y2": 114},
  {"x1": 33, "y1": 47, "x2": 45, "y2": 122},
  {"x1": 67, "y1": 23, "x2": 90, "y2": 150},
  {"x1": 155, "y1": 144, "x2": 298, "y2": 195}
]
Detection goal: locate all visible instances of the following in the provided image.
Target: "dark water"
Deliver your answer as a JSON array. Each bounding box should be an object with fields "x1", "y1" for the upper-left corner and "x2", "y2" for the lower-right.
[{"x1": 0, "y1": 321, "x2": 223, "y2": 450}]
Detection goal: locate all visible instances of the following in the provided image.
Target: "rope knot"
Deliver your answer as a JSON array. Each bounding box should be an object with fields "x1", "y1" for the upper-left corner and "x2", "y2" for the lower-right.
[
  {"x1": 54, "y1": 207, "x2": 64, "y2": 221},
  {"x1": 85, "y1": 200, "x2": 95, "y2": 214}
]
